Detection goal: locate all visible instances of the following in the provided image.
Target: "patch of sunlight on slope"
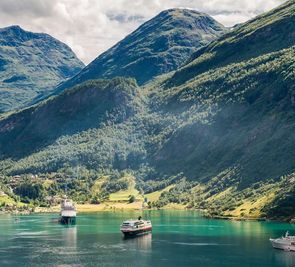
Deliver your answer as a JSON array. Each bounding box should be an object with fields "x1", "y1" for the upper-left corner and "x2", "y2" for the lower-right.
[
  {"x1": 145, "y1": 184, "x2": 175, "y2": 202},
  {"x1": 191, "y1": 184, "x2": 206, "y2": 193},
  {"x1": 224, "y1": 192, "x2": 276, "y2": 218},
  {"x1": 206, "y1": 187, "x2": 233, "y2": 202},
  {"x1": 0, "y1": 195, "x2": 25, "y2": 207},
  {"x1": 109, "y1": 175, "x2": 143, "y2": 202},
  {"x1": 0, "y1": 195, "x2": 16, "y2": 205},
  {"x1": 190, "y1": 184, "x2": 208, "y2": 200},
  {"x1": 43, "y1": 179, "x2": 54, "y2": 189},
  {"x1": 91, "y1": 175, "x2": 109, "y2": 195}
]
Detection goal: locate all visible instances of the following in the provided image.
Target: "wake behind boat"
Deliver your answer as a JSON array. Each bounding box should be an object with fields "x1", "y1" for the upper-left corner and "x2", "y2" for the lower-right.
[
  {"x1": 120, "y1": 217, "x2": 152, "y2": 237},
  {"x1": 270, "y1": 232, "x2": 295, "y2": 251},
  {"x1": 59, "y1": 198, "x2": 77, "y2": 225}
]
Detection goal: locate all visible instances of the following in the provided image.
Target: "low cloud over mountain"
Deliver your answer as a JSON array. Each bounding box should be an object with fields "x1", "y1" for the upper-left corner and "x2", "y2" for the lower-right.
[{"x1": 0, "y1": 0, "x2": 284, "y2": 64}]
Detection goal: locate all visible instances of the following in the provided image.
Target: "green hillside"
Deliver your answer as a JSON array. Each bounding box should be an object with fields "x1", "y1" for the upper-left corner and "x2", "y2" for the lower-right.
[
  {"x1": 0, "y1": 2, "x2": 294, "y2": 220},
  {"x1": 0, "y1": 78, "x2": 142, "y2": 157},
  {"x1": 152, "y1": 46, "x2": 295, "y2": 187},
  {"x1": 169, "y1": 0, "x2": 295, "y2": 86},
  {"x1": 0, "y1": 25, "x2": 84, "y2": 112}
]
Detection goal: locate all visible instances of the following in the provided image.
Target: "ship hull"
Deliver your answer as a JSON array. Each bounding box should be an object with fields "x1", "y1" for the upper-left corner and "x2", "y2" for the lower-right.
[
  {"x1": 270, "y1": 239, "x2": 295, "y2": 251},
  {"x1": 121, "y1": 227, "x2": 152, "y2": 237},
  {"x1": 60, "y1": 216, "x2": 76, "y2": 225}
]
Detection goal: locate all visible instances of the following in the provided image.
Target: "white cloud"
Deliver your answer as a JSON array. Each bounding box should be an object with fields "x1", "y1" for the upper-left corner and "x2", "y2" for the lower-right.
[{"x1": 0, "y1": 0, "x2": 285, "y2": 64}]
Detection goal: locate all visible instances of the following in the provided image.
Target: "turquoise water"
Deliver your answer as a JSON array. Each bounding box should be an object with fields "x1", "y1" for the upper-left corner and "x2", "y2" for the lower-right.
[{"x1": 0, "y1": 211, "x2": 295, "y2": 266}]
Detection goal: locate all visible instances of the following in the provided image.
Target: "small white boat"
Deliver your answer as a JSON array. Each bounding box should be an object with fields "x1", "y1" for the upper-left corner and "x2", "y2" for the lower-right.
[
  {"x1": 270, "y1": 232, "x2": 295, "y2": 251},
  {"x1": 120, "y1": 217, "x2": 152, "y2": 237},
  {"x1": 60, "y1": 198, "x2": 77, "y2": 225}
]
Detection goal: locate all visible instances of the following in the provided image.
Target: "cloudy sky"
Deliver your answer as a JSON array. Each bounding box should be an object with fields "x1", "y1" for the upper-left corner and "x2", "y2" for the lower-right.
[{"x1": 0, "y1": 0, "x2": 284, "y2": 64}]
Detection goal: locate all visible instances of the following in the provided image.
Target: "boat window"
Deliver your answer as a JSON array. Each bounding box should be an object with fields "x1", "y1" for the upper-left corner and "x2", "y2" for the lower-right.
[{"x1": 135, "y1": 222, "x2": 144, "y2": 226}]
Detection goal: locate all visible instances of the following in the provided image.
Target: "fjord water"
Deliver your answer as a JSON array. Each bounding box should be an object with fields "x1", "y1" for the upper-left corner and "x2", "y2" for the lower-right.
[{"x1": 0, "y1": 211, "x2": 294, "y2": 267}]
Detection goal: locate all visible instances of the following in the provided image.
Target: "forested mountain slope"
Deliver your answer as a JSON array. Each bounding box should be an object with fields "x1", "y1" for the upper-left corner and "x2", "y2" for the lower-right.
[
  {"x1": 0, "y1": 78, "x2": 142, "y2": 157},
  {"x1": 169, "y1": 0, "x2": 295, "y2": 86},
  {"x1": 150, "y1": 0, "x2": 295, "y2": 187},
  {"x1": 0, "y1": 1, "x2": 294, "y2": 219},
  {"x1": 0, "y1": 26, "x2": 84, "y2": 112}
]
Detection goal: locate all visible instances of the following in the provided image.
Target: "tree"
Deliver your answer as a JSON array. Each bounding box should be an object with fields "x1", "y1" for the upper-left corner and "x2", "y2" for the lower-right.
[{"x1": 128, "y1": 195, "x2": 135, "y2": 203}]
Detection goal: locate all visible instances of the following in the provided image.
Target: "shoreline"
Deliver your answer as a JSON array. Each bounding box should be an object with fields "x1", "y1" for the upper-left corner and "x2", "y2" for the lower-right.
[{"x1": 1, "y1": 202, "x2": 294, "y2": 224}]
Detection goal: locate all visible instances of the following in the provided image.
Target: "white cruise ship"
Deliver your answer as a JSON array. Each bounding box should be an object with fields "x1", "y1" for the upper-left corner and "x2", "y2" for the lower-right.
[
  {"x1": 60, "y1": 198, "x2": 77, "y2": 225},
  {"x1": 270, "y1": 232, "x2": 295, "y2": 251},
  {"x1": 120, "y1": 217, "x2": 152, "y2": 237}
]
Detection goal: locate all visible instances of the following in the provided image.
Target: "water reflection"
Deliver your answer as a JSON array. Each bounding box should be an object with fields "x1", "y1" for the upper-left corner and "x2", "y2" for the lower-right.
[
  {"x1": 274, "y1": 251, "x2": 295, "y2": 267},
  {"x1": 123, "y1": 233, "x2": 152, "y2": 251},
  {"x1": 62, "y1": 225, "x2": 77, "y2": 248}
]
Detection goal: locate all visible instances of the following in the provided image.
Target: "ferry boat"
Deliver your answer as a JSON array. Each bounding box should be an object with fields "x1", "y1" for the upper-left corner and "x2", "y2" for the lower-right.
[
  {"x1": 60, "y1": 198, "x2": 77, "y2": 225},
  {"x1": 270, "y1": 232, "x2": 295, "y2": 251},
  {"x1": 120, "y1": 217, "x2": 152, "y2": 237}
]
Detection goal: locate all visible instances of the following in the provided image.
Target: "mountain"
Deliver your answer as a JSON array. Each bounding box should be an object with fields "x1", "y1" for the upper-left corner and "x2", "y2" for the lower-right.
[
  {"x1": 169, "y1": 0, "x2": 295, "y2": 86},
  {"x1": 152, "y1": 0, "x2": 295, "y2": 185},
  {"x1": 0, "y1": 25, "x2": 84, "y2": 112},
  {"x1": 0, "y1": 1, "x2": 295, "y2": 219},
  {"x1": 54, "y1": 9, "x2": 226, "y2": 94},
  {"x1": 147, "y1": 0, "x2": 295, "y2": 218},
  {"x1": 0, "y1": 78, "x2": 141, "y2": 157}
]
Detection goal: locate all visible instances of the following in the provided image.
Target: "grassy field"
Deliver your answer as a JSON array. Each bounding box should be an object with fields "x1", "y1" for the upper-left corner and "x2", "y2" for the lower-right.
[
  {"x1": 224, "y1": 192, "x2": 277, "y2": 218},
  {"x1": 109, "y1": 175, "x2": 143, "y2": 202},
  {"x1": 206, "y1": 187, "x2": 233, "y2": 202},
  {"x1": 36, "y1": 175, "x2": 145, "y2": 213},
  {"x1": 162, "y1": 203, "x2": 187, "y2": 210},
  {"x1": 76, "y1": 202, "x2": 143, "y2": 212},
  {"x1": 145, "y1": 185, "x2": 175, "y2": 202},
  {"x1": 91, "y1": 176, "x2": 109, "y2": 195}
]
